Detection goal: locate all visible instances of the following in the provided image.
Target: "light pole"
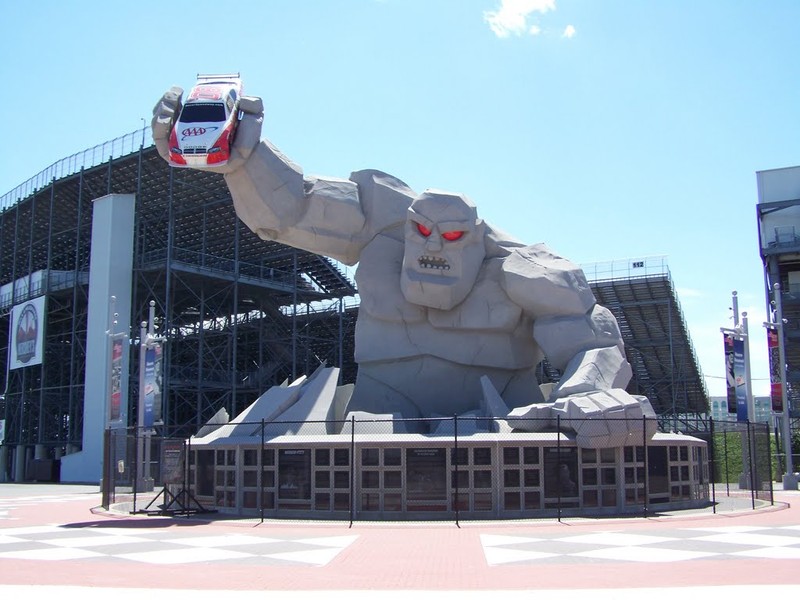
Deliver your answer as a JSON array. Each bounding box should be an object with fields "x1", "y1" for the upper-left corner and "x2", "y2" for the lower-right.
[
  {"x1": 722, "y1": 291, "x2": 757, "y2": 489},
  {"x1": 136, "y1": 318, "x2": 150, "y2": 492},
  {"x1": 721, "y1": 291, "x2": 754, "y2": 423},
  {"x1": 136, "y1": 300, "x2": 166, "y2": 492},
  {"x1": 741, "y1": 311, "x2": 756, "y2": 424},
  {"x1": 767, "y1": 283, "x2": 798, "y2": 490}
]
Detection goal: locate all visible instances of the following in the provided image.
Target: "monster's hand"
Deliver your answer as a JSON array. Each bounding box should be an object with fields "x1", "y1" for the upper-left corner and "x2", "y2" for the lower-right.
[
  {"x1": 507, "y1": 389, "x2": 657, "y2": 448},
  {"x1": 151, "y1": 86, "x2": 183, "y2": 162},
  {"x1": 151, "y1": 87, "x2": 264, "y2": 174}
]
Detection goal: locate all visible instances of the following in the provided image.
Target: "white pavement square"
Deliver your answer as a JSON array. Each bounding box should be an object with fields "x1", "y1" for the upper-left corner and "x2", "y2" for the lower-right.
[
  {"x1": 480, "y1": 525, "x2": 800, "y2": 566},
  {"x1": 0, "y1": 523, "x2": 357, "y2": 566}
]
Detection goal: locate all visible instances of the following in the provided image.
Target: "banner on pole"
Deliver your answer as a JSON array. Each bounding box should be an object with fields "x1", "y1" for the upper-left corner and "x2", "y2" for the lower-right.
[
  {"x1": 767, "y1": 326, "x2": 783, "y2": 412},
  {"x1": 143, "y1": 346, "x2": 155, "y2": 428},
  {"x1": 723, "y1": 332, "x2": 737, "y2": 414},
  {"x1": 108, "y1": 335, "x2": 125, "y2": 424},
  {"x1": 143, "y1": 342, "x2": 163, "y2": 428},
  {"x1": 153, "y1": 343, "x2": 163, "y2": 425},
  {"x1": 732, "y1": 336, "x2": 748, "y2": 422}
]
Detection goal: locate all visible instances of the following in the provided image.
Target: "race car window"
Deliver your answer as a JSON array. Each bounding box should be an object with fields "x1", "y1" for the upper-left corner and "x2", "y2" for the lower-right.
[{"x1": 179, "y1": 103, "x2": 226, "y2": 123}]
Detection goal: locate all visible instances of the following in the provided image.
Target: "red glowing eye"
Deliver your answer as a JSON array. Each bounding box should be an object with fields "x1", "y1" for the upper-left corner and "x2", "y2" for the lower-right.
[
  {"x1": 442, "y1": 230, "x2": 464, "y2": 241},
  {"x1": 416, "y1": 222, "x2": 432, "y2": 237}
]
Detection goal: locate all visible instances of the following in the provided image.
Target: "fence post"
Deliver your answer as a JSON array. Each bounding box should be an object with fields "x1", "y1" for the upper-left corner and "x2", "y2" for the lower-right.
[
  {"x1": 185, "y1": 435, "x2": 192, "y2": 516},
  {"x1": 709, "y1": 417, "x2": 716, "y2": 514},
  {"x1": 132, "y1": 426, "x2": 139, "y2": 514},
  {"x1": 766, "y1": 421, "x2": 774, "y2": 506},
  {"x1": 260, "y1": 418, "x2": 265, "y2": 523},
  {"x1": 747, "y1": 420, "x2": 756, "y2": 510},
  {"x1": 349, "y1": 414, "x2": 355, "y2": 528},
  {"x1": 557, "y1": 415, "x2": 562, "y2": 523},
  {"x1": 723, "y1": 426, "x2": 730, "y2": 496},
  {"x1": 454, "y1": 414, "x2": 460, "y2": 528},
  {"x1": 642, "y1": 415, "x2": 649, "y2": 518},
  {"x1": 774, "y1": 418, "x2": 784, "y2": 478},
  {"x1": 752, "y1": 421, "x2": 761, "y2": 506},
  {"x1": 101, "y1": 428, "x2": 111, "y2": 510}
]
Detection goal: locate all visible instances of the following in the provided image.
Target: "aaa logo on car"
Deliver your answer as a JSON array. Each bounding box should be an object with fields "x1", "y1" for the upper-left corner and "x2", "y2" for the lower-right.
[{"x1": 181, "y1": 126, "x2": 218, "y2": 138}]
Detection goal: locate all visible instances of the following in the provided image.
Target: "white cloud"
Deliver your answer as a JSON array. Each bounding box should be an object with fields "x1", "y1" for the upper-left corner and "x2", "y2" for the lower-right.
[
  {"x1": 562, "y1": 24, "x2": 576, "y2": 38},
  {"x1": 483, "y1": 0, "x2": 556, "y2": 38},
  {"x1": 676, "y1": 287, "x2": 704, "y2": 298}
]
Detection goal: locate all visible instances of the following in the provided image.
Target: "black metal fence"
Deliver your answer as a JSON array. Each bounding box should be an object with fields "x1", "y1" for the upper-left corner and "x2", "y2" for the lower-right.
[
  {"x1": 706, "y1": 418, "x2": 775, "y2": 505},
  {"x1": 101, "y1": 416, "x2": 774, "y2": 521}
]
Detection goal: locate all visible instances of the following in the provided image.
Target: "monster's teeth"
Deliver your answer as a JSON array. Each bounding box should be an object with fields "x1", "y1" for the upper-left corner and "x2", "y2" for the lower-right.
[{"x1": 417, "y1": 255, "x2": 450, "y2": 270}]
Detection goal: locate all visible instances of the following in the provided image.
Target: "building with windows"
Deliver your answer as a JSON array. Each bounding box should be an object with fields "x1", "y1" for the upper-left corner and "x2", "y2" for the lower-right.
[
  {"x1": 709, "y1": 396, "x2": 773, "y2": 424},
  {"x1": 756, "y1": 165, "x2": 800, "y2": 428}
]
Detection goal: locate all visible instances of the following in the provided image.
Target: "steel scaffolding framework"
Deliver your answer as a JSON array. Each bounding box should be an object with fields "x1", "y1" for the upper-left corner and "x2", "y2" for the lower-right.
[
  {"x1": 0, "y1": 141, "x2": 358, "y2": 475},
  {"x1": 0, "y1": 136, "x2": 707, "y2": 480},
  {"x1": 583, "y1": 257, "x2": 708, "y2": 422}
]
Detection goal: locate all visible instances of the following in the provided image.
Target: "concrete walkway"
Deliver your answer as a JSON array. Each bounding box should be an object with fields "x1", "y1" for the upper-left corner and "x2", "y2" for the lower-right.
[{"x1": 0, "y1": 482, "x2": 798, "y2": 598}]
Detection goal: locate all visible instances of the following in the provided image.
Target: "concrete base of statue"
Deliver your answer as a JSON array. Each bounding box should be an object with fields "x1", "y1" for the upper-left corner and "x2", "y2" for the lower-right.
[{"x1": 185, "y1": 367, "x2": 709, "y2": 520}]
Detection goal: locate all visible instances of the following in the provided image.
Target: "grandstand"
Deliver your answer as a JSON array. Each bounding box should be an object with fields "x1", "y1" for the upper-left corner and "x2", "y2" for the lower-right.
[
  {"x1": 583, "y1": 258, "x2": 708, "y2": 422},
  {"x1": 0, "y1": 132, "x2": 708, "y2": 481}
]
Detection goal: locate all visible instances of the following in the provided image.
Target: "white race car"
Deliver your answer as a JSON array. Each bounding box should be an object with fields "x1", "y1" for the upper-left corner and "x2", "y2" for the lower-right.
[{"x1": 168, "y1": 73, "x2": 243, "y2": 167}]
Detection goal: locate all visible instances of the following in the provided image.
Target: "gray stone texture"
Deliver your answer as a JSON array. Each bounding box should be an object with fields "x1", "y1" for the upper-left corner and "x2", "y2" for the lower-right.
[{"x1": 153, "y1": 88, "x2": 657, "y2": 447}]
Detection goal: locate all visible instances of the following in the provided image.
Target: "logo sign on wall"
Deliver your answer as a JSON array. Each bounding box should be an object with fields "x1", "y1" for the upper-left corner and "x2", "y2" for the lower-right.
[{"x1": 9, "y1": 296, "x2": 46, "y2": 370}]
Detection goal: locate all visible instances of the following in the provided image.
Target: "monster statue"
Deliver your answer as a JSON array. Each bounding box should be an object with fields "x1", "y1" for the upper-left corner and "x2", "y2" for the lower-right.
[{"x1": 152, "y1": 88, "x2": 656, "y2": 447}]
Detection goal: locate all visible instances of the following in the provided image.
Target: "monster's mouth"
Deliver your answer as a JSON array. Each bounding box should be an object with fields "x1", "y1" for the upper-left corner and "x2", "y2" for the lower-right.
[{"x1": 418, "y1": 255, "x2": 450, "y2": 271}]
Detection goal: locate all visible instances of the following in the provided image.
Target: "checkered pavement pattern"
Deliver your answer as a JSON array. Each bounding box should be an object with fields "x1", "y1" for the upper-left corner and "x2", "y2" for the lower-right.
[
  {"x1": 0, "y1": 493, "x2": 95, "y2": 521},
  {"x1": 481, "y1": 525, "x2": 800, "y2": 565},
  {"x1": 0, "y1": 524, "x2": 358, "y2": 565}
]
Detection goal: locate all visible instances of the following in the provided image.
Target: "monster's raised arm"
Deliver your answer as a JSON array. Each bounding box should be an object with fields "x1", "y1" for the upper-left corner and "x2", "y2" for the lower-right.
[
  {"x1": 153, "y1": 89, "x2": 410, "y2": 265},
  {"x1": 227, "y1": 146, "x2": 418, "y2": 264}
]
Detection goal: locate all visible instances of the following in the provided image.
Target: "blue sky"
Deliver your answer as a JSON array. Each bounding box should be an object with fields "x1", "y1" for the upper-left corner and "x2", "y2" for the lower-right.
[{"x1": 2, "y1": 0, "x2": 799, "y2": 400}]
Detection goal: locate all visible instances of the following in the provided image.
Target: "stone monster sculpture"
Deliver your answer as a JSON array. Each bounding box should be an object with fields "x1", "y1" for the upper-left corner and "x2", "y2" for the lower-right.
[{"x1": 152, "y1": 88, "x2": 656, "y2": 447}]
